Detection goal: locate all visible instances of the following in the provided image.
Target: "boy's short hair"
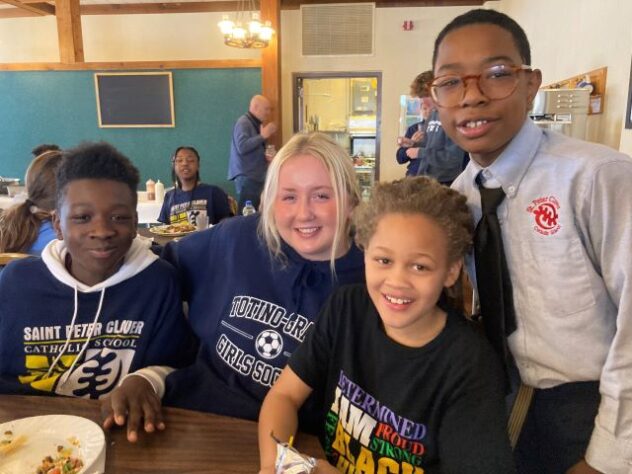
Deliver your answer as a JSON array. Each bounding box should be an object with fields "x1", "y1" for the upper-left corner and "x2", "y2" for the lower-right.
[
  {"x1": 56, "y1": 142, "x2": 140, "y2": 209},
  {"x1": 410, "y1": 70, "x2": 433, "y2": 98},
  {"x1": 432, "y1": 9, "x2": 531, "y2": 68},
  {"x1": 353, "y1": 176, "x2": 473, "y2": 263}
]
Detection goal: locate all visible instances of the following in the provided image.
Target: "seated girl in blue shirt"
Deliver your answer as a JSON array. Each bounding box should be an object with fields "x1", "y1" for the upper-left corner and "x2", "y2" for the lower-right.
[
  {"x1": 0, "y1": 149, "x2": 63, "y2": 256},
  {"x1": 157, "y1": 146, "x2": 232, "y2": 226}
]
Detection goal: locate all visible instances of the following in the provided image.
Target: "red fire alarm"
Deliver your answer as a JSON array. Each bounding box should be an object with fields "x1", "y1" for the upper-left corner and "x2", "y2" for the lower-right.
[{"x1": 403, "y1": 20, "x2": 414, "y2": 31}]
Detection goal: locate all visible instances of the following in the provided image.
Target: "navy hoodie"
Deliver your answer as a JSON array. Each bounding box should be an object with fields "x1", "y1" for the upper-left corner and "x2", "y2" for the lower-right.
[
  {"x1": 161, "y1": 214, "x2": 365, "y2": 424},
  {"x1": 0, "y1": 238, "x2": 195, "y2": 399}
]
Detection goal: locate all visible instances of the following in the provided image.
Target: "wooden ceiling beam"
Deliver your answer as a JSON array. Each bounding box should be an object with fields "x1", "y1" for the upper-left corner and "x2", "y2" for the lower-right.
[
  {"x1": 81, "y1": 1, "x2": 238, "y2": 15},
  {"x1": 280, "y1": 0, "x2": 492, "y2": 8},
  {"x1": 0, "y1": 7, "x2": 40, "y2": 17},
  {"x1": 0, "y1": 58, "x2": 262, "y2": 71},
  {"x1": 0, "y1": 0, "x2": 53, "y2": 15},
  {"x1": 56, "y1": 0, "x2": 84, "y2": 63},
  {"x1": 0, "y1": 0, "x2": 500, "y2": 19}
]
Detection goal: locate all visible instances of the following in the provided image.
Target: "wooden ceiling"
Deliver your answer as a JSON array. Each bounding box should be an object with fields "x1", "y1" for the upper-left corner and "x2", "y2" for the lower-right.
[{"x1": 0, "y1": 0, "x2": 490, "y2": 18}]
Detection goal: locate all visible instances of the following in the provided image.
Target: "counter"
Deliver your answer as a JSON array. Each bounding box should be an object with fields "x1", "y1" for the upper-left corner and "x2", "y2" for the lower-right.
[{"x1": 0, "y1": 195, "x2": 162, "y2": 225}]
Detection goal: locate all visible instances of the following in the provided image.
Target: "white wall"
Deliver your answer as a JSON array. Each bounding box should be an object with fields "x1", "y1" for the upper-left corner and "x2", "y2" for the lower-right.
[
  {"x1": 0, "y1": 12, "x2": 259, "y2": 62},
  {"x1": 82, "y1": 13, "x2": 260, "y2": 61},
  {"x1": 0, "y1": 16, "x2": 59, "y2": 62},
  {"x1": 497, "y1": 0, "x2": 632, "y2": 156}
]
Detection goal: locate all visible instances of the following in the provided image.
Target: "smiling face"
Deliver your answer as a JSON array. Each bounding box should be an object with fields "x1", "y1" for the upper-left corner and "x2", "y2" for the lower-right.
[
  {"x1": 53, "y1": 179, "x2": 138, "y2": 286},
  {"x1": 273, "y1": 154, "x2": 347, "y2": 261},
  {"x1": 173, "y1": 148, "x2": 199, "y2": 186},
  {"x1": 365, "y1": 213, "x2": 461, "y2": 347},
  {"x1": 434, "y1": 23, "x2": 541, "y2": 167}
]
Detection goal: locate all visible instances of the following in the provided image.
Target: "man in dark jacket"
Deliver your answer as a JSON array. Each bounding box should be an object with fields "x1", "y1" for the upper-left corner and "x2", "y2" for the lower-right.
[{"x1": 228, "y1": 95, "x2": 277, "y2": 211}]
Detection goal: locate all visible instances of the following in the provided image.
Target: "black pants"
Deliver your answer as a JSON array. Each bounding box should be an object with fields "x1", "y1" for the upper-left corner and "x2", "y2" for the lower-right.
[{"x1": 515, "y1": 381, "x2": 600, "y2": 473}]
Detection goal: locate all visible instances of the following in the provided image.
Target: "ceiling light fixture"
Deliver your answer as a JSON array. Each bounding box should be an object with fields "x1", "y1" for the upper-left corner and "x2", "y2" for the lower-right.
[{"x1": 218, "y1": 0, "x2": 274, "y2": 49}]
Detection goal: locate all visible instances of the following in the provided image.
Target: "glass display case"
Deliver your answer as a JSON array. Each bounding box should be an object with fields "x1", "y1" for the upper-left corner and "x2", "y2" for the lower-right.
[
  {"x1": 399, "y1": 95, "x2": 422, "y2": 136},
  {"x1": 294, "y1": 73, "x2": 381, "y2": 192}
]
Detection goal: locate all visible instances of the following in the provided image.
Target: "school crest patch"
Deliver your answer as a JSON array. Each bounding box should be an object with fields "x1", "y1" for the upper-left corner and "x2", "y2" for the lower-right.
[{"x1": 526, "y1": 196, "x2": 561, "y2": 235}]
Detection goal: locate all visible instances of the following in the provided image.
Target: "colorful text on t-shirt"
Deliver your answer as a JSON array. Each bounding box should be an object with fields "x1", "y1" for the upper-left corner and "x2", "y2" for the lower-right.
[{"x1": 324, "y1": 370, "x2": 428, "y2": 473}]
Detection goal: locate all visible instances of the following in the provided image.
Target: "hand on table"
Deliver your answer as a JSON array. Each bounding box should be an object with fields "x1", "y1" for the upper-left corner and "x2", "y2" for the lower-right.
[
  {"x1": 566, "y1": 459, "x2": 602, "y2": 474},
  {"x1": 101, "y1": 375, "x2": 164, "y2": 443}
]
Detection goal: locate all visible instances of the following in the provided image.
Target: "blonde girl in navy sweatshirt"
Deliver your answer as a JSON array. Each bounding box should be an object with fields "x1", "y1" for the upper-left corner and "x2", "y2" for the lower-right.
[{"x1": 101, "y1": 132, "x2": 365, "y2": 442}]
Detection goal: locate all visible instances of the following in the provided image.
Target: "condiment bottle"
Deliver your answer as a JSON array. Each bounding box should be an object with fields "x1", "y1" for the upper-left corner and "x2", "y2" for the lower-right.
[
  {"x1": 146, "y1": 179, "x2": 156, "y2": 201},
  {"x1": 155, "y1": 179, "x2": 165, "y2": 202}
]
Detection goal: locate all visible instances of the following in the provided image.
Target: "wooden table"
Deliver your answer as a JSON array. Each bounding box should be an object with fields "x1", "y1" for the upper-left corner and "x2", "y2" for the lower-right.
[{"x1": 0, "y1": 395, "x2": 323, "y2": 473}]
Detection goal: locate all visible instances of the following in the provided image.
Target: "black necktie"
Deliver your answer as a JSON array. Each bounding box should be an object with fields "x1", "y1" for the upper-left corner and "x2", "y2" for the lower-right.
[{"x1": 474, "y1": 177, "x2": 517, "y2": 375}]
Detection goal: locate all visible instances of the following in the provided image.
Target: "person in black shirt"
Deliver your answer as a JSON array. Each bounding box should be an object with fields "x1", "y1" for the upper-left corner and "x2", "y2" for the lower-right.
[{"x1": 258, "y1": 176, "x2": 514, "y2": 474}]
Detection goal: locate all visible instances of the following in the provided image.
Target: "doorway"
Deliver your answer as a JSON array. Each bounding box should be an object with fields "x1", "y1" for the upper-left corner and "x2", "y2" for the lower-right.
[{"x1": 293, "y1": 72, "x2": 382, "y2": 190}]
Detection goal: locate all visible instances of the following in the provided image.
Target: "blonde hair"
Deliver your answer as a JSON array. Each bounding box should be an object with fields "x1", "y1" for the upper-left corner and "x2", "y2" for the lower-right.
[
  {"x1": 258, "y1": 132, "x2": 360, "y2": 270},
  {"x1": 353, "y1": 176, "x2": 473, "y2": 263},
  {"x1": 0, "y1": 150, "x2": 63, "y2": 253}
]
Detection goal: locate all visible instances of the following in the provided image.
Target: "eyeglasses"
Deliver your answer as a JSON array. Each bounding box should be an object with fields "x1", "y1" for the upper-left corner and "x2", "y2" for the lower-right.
[
  {"x1": 430, "y1": 64, "x2": 532, "y2": 108},
  {"x1": 173, "y1": 156, "x2": 197, "y2": 165}
]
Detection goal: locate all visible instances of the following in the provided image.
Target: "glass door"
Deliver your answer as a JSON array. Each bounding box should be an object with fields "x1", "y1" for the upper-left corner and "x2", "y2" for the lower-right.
[{"x1": 293, "y1": 72, "x2": 381, "y2": 191}]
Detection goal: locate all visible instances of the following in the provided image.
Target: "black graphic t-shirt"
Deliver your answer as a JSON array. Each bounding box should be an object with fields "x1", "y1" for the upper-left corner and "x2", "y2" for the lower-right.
[{"x1": 289, "y1": 284, "x2": 515, "y2": 474}]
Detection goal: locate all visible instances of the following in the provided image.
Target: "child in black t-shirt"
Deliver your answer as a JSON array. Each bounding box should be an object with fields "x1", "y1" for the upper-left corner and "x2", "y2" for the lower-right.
[{"x1": 258, "y1": 176, "x2": 514, "y2": 474}]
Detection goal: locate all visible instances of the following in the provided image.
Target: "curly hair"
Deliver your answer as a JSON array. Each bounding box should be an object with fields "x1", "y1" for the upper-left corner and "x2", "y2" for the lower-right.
[
  {"x1": 410, "y1": 70, "x2": 433, "y2": 98},
  {"x1": 56, "y1": 141, "x2": 140, "y2": 210},
  {"x1": 353, "y1": 176, "x2": 473, "y2": 263}
]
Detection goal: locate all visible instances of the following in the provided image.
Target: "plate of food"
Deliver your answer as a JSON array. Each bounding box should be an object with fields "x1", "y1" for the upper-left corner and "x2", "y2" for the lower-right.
[
  {"x1": 0, "y1": 415, "x2": 105, "y2": 474},
  {"x1": 148, "y1": 222, "x2": 197, "y2": 236}
]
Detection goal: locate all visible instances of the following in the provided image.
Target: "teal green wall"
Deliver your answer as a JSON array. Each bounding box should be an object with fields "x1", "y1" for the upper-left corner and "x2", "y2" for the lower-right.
[{"x1": 0, "y1": 68, "x2": 261, "y2": 196}]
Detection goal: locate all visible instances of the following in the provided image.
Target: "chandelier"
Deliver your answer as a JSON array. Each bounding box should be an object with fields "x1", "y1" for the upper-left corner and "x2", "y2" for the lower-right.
[{"x1": 218, "y1": 0, "x2": 275, "y2": 49}]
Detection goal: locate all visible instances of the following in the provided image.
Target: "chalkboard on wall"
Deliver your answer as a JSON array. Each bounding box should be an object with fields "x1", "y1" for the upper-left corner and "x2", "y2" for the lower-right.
[{"x1": 95, "y1": 72, "x2": 175, "y2": 128}]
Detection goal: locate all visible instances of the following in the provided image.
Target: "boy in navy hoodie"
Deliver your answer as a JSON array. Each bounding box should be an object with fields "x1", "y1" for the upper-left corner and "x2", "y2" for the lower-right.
[{"x1": 0, "y1": 143, "x2": 194, "y2": 416}]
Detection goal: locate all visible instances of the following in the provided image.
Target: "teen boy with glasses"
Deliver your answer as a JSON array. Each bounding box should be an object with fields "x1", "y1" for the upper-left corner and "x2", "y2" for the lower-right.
[{"x1": 435, "y1": 9, "x2": 632, "y2": 474}]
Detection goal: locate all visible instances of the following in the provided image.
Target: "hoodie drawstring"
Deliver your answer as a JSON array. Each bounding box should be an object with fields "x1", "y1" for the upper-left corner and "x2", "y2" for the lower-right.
[{"x1": 45, "y1": 287, "x2": 106, "y2": 385}]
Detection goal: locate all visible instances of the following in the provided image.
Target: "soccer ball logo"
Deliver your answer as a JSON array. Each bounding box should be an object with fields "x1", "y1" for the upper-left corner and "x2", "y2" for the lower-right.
[{"x1": 255, "y1": 330, "x2": 283, "y2": 359}]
